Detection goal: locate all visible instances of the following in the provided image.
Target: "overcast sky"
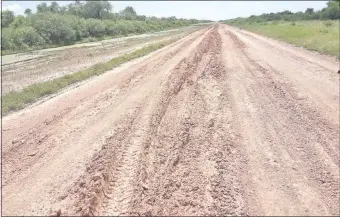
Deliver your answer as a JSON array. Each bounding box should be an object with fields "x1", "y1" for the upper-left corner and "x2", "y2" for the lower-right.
[{"x1": 2, "y1": 1, "x2": 328, "y2": 21}]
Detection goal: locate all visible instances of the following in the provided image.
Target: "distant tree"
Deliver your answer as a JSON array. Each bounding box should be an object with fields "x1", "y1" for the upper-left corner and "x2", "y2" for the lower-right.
[
  {"x1": 50, "y1": 2, "x2": 60, "y2": 13},
  {"x1": 82, "y1": 1, "x2": 112, "y2": 19},
  {"x1": 305, "y1": 8, "x2": 314, "y2": 14},
  {"x1": 226, "y1": 0, "x2": 339, "y2": 24},
  {"x1": 37, "y1": 2, "x2": 49, "y2": 13},
  {"x1": 322, "y1": 0, "x2": 340, "y2": 19},
  {"x1": 2, "y1": 10, "x2": 15, "y2": 27},
  {"x1": 59, "y1": 6, "x2": 68, "y2": 14},
  {"x1": 136, "y1": 15, "x2": 146, "y2": 21},
  {"x1": 280, "y1": 10, "x2": 293, "y2": 15},
  {"x1": 24, "y1": 8, "x2": 32, "y2": 16},
  {"x1": 169, "y1": 16, "x2": 176, "y2": 21},
  {"x1": 67, "y1": 1, "x2": 83, "y2": 17},
  {"x1": 327, "y1": 0, "x2": 340, "y2": 7},
  {"x1": 120, "y1": 6, "x2": 137, "y2": 20}
]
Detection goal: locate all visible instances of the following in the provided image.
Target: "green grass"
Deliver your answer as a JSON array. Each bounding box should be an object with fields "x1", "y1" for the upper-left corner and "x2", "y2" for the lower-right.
[
  {"x1": 229, "y1": 20, "x2": 339, "y2": 58},
  {"x1": 2, "y1": 38, "x2": 178, "y2": 116}
]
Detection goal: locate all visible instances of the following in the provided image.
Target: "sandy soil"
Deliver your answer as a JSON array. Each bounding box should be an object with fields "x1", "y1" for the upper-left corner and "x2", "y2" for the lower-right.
[
  {"x1": 1, "y1": 25, "x2": 203, "y2": 94},
  {"x1": 2, "y1": 24, "x2": 339, "y2": 216}
]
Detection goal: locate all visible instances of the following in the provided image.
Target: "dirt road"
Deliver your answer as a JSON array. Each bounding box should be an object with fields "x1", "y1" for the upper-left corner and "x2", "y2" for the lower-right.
[{"x1": 2, "y1": 24, "x2": 339, "y2": 216}]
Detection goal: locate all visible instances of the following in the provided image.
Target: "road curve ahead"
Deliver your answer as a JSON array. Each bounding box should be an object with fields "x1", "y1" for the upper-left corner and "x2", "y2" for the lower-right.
[{"x1": 2, "y1": 24, "x2": 339, "y2": 216}]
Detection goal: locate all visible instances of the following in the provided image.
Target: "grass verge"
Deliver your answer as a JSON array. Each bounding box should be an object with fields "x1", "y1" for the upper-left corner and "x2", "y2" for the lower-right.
[
  {"x1": 228, "y1": 20, "x2": 339, "y2": 58},
  {"x1": 2, "y1": 38, "x2": 178, "y2": 116}
]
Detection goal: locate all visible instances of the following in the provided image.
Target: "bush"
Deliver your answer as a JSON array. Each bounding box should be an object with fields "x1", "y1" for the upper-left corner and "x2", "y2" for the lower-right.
[
  {"x1": 86, "y1": 19, "x2": 106, "y2": 37},
  {"x1": 1, "y1": 27, "x2": 46, "y2": 51},
  {"x1": 68, "y1": 16, "x2": 88, "y2": 40},
  {"x1": 1, "y1": 28, "x2": 15, "y2": 50},
  {"x1": 324, "y1": 21, "x2": 333, "y2": 27},
  {"x1": 9, "y1": 15, "x2": 27, "y2": 28},
  {"x1": 115, "y1": 20, "x2": 129, "y2": 35},
  {"x1": 103, "y1": 20, "x2": 119, "y2": 36},
  {"x1": 29, "y1": 13, "x2": 77, "y2": 45},
  {"x1": 13, "y1": 26, "x2": 46, "y2": 48}
]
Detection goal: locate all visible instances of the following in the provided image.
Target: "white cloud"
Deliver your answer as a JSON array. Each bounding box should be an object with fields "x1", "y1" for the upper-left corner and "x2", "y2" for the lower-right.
[{"x1": 3, "y1": 4, "x2": 21, "y2": 14}]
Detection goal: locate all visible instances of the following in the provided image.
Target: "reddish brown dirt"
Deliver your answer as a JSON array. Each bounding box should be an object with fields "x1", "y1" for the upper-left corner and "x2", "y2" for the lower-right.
[{"x1": 2, "y1": 24, "x2": 339, "y2": 216}]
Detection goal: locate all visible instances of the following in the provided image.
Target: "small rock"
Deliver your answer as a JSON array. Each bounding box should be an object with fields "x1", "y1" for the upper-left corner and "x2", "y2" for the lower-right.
[
  {"x1": 192, "y1": 186, "x2": 199, "y2": 191},
  {"x1": 142, "y1": 183, "x2": 149, "y2": 190},
  {"x1": 208, "y1": 120, "x2": 214, "y2": 128},
  {"x1": 296, "y1": 93, "x2": 307, "y2": 100},
  {"x1": 28, "y1": 152, "x2": 37, "y2": 157},
  {"x1": 58, "y1": 194, "x2": 67, "y2": 201},
  {"x1": 79, "y1": 182, "x2": 86, "y2": 188},
  {"x1": 92, "y1": 173, "x2": 102, "y2": 181}
]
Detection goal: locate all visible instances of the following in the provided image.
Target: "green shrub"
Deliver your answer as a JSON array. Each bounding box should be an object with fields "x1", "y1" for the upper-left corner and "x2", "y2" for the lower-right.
[
  {"x1": 324, "y1": 21, "x2": 333, "y2": 27},
  {"x1": 86, "y1": 18, "x2": 106, "y2": 37},
  {"x1": 29, "y1": 13, "x2": 77, "y2": 45},
  {"x1": 14, "y1": 27, "x2": 45, "y2": 47},
  {"x1": 1, "y1": 28, "x2": 15, "y2": 50}
]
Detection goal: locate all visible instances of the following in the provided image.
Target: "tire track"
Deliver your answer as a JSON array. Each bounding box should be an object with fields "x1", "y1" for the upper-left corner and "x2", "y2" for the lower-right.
[
  {"x1": 55, "y1": 27, "x2": 214, "y2": 216},
  {"x1": 202, "y1": 29, "x2": 247, "y2": 216},
  {"x1": 128, "y1": 25, "x2": 248, "y2": 216},
  {"x1": 229, "y1": 26, "x2": 339, "y2": 125},
  {"x1": 1, "y1": 26, "x2": 211, "y2": 217},
  {"x1": 221, "y1": 26, "x2": 339, "y2": 216},
  {"x1": 1, "y1": 28, "x2": 207, "y2": 188}
]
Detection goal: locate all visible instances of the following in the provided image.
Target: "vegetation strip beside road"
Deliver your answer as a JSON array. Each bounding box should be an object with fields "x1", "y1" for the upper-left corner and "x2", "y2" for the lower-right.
[
  {"x1": 1, "y1": 1, "x2": 210, "y2": 55},
  {"x1": 2, "y1": 38, "x2": 178, "y2": 115},
  {"x1": 229, "y1": 20, "x2": 339, "y2": 58},
  {"x1": 224, "y1": 0, "x2": 340, "y2": 58}
]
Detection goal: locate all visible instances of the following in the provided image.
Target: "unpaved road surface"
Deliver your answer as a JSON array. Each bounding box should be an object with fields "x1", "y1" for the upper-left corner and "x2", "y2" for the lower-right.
[{"x1": 2, "y1": 24, "x2": 339, "y2": 216}]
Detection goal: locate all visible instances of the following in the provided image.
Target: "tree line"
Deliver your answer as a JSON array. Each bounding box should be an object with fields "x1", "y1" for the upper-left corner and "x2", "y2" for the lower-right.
[
  {"x1": 1, "y1": 1, "x2": 211, "y2": 53},
  {"x1": 225, "y1": 0, "x2": 339, "y2": 24}
]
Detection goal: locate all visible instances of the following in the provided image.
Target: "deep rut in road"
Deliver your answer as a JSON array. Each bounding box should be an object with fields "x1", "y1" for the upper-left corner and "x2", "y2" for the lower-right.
[
  {"x1": 2, "y1": 24, "x2": 339, "y2": 216},
  {"x1": 70, "y1": 26, "x2": 244, "y2": 216}
]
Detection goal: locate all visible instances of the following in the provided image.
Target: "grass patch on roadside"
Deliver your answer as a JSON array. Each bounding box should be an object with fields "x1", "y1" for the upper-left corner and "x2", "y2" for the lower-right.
[
  {"x1": 229, "y1": 20, "x2": 339, "y2": 58},
  {"x1": 2, "y1": 38, "x2": 178, "y2": 116}
]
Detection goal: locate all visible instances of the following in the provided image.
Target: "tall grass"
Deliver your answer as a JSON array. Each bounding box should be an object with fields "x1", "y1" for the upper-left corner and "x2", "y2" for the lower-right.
[
  {"x1": 2, "y1": 38, "x2": 178, "y2": 115},
  {"x1": 232, "y1": 20, "x2": 339, "y2": 58}
]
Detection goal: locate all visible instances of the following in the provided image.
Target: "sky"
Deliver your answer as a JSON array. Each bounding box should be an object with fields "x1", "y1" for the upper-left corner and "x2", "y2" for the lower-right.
[{"x1": 2, "y1": 1, "x2": 329, "y2": 21}]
